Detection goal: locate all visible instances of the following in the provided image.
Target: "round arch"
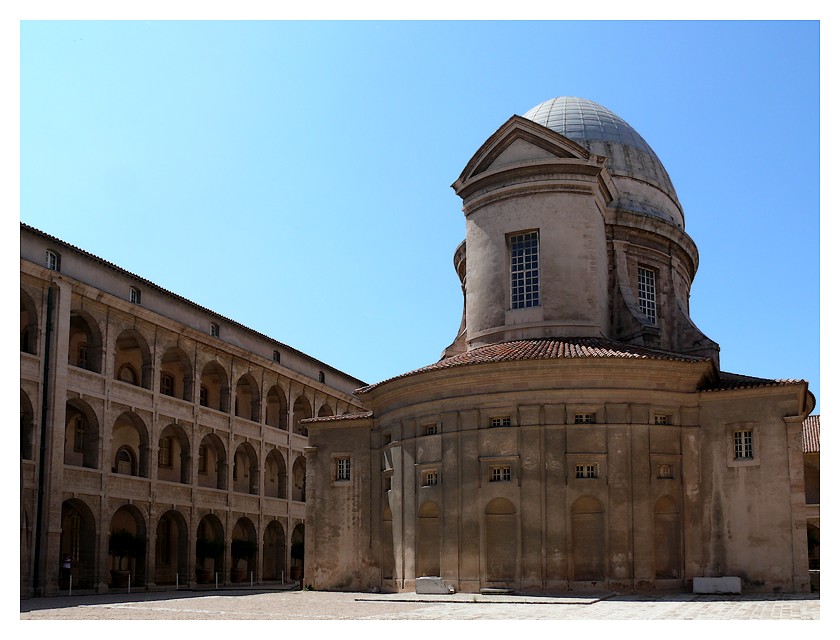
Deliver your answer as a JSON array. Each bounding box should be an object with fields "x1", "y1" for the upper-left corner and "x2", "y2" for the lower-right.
[
  {"x1": 195, "y1": 514, "x2": 225, "y2": 584},
  {"x1": 20, "y1": 288, "x2": 38, "y2": 355},
  {"x1": 232, "y1": 441, "x2": 259, "y2": 495},
  {"x1": 108, "y1": 503, "x2": 148, "y2": 588},
  {"x1": 157, "y1": 423, "x2": 191, "y2": 484},
  {"x1": 60, "y1": 498, "x2": 97, "y2": 589},
  {"x1": 200, "y1": 360, "x2": 230, "y2": 412},
  {"x1": 68, "y1": 309, "x2": 103, "y2": 373},
  {"x1": 64, "y1": 398, "x2": 100, "y2": 469},
  {"x1": 114, "y1": 328, "x2": 152, "y2": 388},
  {"x1": 154, "y1": 510, "x2": 188, "y2": 585},
  {"x1": 262, "y1": 521, "x2": 286, "y2": 582},
  {"x1": 111, "y1": 411, "x2": 150, "y2": 478}
]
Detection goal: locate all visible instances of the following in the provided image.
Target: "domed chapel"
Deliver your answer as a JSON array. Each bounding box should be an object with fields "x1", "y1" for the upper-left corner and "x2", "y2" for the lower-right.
[
  {"x1": 20, "y1": 97, "x2": 817, "y2": 597},
  {"x1": 302, "y1": 97, "x2": 816, "y2": 594}
]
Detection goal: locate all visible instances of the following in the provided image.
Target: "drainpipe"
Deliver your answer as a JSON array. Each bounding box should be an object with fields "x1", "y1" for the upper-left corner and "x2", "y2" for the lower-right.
[{"x1": 32, "y1": 286, "x2": 55, "y2": 595}]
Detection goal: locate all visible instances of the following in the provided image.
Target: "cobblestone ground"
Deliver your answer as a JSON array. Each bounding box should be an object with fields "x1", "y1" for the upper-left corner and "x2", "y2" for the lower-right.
[{"x1": 19, "y1": 590, "x2": 820, "y2": 621}]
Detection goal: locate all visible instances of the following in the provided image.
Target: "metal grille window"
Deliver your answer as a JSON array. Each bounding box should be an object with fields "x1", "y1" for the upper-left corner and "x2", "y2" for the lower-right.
[
  {"x1": 129, "y1": 286, "x2": 141, "y2": 304},
  {"x1": 423, "y1": 470, "x2": 438, "y2": 486},
  {"x1": 734, "y1": 430, "x2": 754, "y2": 460},
  {"x1": 654, "y1": 414, "x2": 672, "y2": 425},
  {"x1": 210, "y1": 322, "x2": 220, "y2": 337},
  {"x1": 575, "y1": 464, "x2": 598, "y2": 479},
  {"x1": 490, "y1": 465, "x2": 511, "y2": 482},
  {"x1": 574, "y1": 413, "x2": 595, "y2": 424},
  {"x1": 336, "y1": 457, "x2": 351, "y2": 481},
  {"x1": 638, "y1": 267, "x2": 657, "y2": 324},
  {"x1": 510, "y1": 231, "x2": 540, "y2": 309},
  {"x1": 490, "y1": 417, "x2": 511, "y2": 428},
  {"x1": 657, "y1": 464, "x2": 674, "y2": 479},
  {"x1": 425, "y1": 424, "x2": 438, "y2": 435}
]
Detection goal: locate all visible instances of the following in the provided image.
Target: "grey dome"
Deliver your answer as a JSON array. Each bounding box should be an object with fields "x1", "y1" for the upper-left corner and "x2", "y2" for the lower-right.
[{"x1": 523, "y1": 97, "x2": 681, "y2": 223}]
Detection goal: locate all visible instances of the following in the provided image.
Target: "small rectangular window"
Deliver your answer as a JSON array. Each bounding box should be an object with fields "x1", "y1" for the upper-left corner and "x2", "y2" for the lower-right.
[
  {"x1": 77, "y1": 343, "x2": 88, "y2": 370},
  {"x1": 734, "y1": 430, "x2": 754, "y2": 460},
  {"x1": 210, "y1": 322, "x2": 220, "y2": 337},
  {"x1": 575, "y1": 464, "x2": 598, "y2": 479},
  {"x1": 490, "y1": 465, "x2": 511, "y2": 482},
  {"x1": 574, "y1": 413, "x2": 595, "y2": 424},
  {"x1": 46, "y1": 250, "x2": 60, "y2": 271},
  {"x1": 638, "y1": 267, "x2": 657, "y2": 324},
  {"x1": 490, "y1": 417, "x2": 511, "y2": 428},
  {"x1": 129, "y1": 286, "x2": 141, "y2": 304},
  {"x1": 73, "y1": 417, "x2": 85, "y2": 452},
  {"x1": 425, "y1": 424, "x2": 438, "y2": 436},
  {"x1": 273, "y1": 350, "x2": 281, "y2": 363},
  {"x1": 336, "y1": 457, "x2": 351, "y2": 481},
  {"x1": 160, "y1": 373, "x2": 174, "y2": 397},
  {"x1": 423, "y1": 470, "x2": 439, "y2": 486},
  {"x1": 199, "y1": 385, "x2": 208, "y2": 407},
  {"x1": 318, "y1": 371, "x2": 325, "y2": 383},
  {"x1": 158, "y1": 437, "x2": 172, "y2": 467},
  {"x1": 510, "y1": 231, "x2": 540, "y2": 309},
  {"x1": 654, "y1": 414, "x2": 672, "y2": 425}
]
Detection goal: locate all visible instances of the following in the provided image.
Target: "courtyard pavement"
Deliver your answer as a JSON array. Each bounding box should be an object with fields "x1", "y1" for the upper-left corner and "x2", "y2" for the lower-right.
[{"x1": 19, "y1": 588, "x2": 820, "y2": 621}]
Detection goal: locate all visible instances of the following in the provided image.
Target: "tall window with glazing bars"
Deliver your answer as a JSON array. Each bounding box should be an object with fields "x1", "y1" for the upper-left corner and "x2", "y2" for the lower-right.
[
  {"x1": 638, "y1": 266, "x2": 657, "y2": 324},
  {"x1": 510, "y1": 231, "x2": 540, "y2": 309}
]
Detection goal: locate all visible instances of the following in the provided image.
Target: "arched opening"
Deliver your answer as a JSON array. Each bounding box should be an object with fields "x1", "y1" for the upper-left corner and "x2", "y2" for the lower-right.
[
  {"x1": 235, "y1": 373, "x2": 260, "y2": 421},
  {"x1": 108, "y1": 504, "x2": 147, "y2": 588},
  {"x1": 197, "y1": 433, "x2": 227, "y2": 490},
  {"x1": 262, "y1": 521, "x2": 286, "y2": 582},
  {"x1": 195, "y1": 514, "x2": 225, "y2": 584},
  {"x1": 200, "y1": 360, "x2": 229, "y2": 412},
  {"x1": 232, "y1": 441, "x2": 259, "y2": 495},
  {"x1": 484, "y1": 497, "x2": 516, "y2": 585},
  {"x1": 417, "y1": 501, "x2": 441, "y2": 577},
  {"x1": 20, "y1": 289, "x2": 38, "y2": 355},
  {"x1": 230, "y1": 517, "x2": 258, "y2": 583},
  {"x1": 292, "y1": 456, "x2": 306, "y2": 502},
  {"x1": 111, "y1": 412, "x2": 150, "y2": 478},
  {"x1": 571, "y1": 496, "x2": 605, "y2": 582},
  {"x1": 292, "y1": 396, "x2": 312, "y2": 436},
  {"x1": 114, "y1": 329, "x2": 152, "y2": 389},
  {"x1": 266, "y1": 386, "x2": 288, "y2": 430},
  {"x1": 807, "y1": 522, "x2": 820, "y2": 571},
  {"x1": 654, "y1": 496, "x2": 681, "y2": 579},
  {"x1": 59, "y1": 499, "x2": 97, "y2": 589},
  {"x1": 64, "y1": 399, "x2": 100, "y2": 469},
  {"x1": 317, "y1": 403, "x2": 334, "y2": 418},
  {"x1": 154, "y1": 510, "x2": 188, "y2": 585},
  {"x1": 160, "y1": 347, "x2": 193, "y2": 401},
  {"x1": 382, "y1": 505, "x2": 394, "y2": 580},
  {"x1": 264, "y1": 449, "x2": 287, "y2": 499},
  {"x1": 68, "y1": 310, "x2": 103, "y2": 373},
  {"x1": 157, "y1": 424, "x2": 191, "y2": 484},
  {"x1": 21, "y1": 389, "x2": 34, "y2": 460},
  {"x1": 290, "y1": 523, "x2": 305, "y2": 581}
]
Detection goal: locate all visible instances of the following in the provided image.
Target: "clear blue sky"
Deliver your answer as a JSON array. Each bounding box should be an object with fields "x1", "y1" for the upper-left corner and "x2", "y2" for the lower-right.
[{"x1": 19, "y1": 20, "x2": 820, "y2": 411}]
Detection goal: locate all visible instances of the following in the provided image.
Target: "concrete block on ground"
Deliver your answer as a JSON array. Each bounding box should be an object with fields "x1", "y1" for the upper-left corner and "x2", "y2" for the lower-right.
[
  {"x1": 692, "y1": 577, "x2": 742, "y2": 594},
  {"x1": 415, "y1": 576, "x2": 453, "y2": 594}
]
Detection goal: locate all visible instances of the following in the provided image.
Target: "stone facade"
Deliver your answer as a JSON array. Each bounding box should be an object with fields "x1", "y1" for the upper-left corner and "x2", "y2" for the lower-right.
[
  {"x1": 20, "y1": 224, "x2": 367, "y2": 596},
  {"x1": 302, "y1": 97, "x2": 817, "y2": 595}
]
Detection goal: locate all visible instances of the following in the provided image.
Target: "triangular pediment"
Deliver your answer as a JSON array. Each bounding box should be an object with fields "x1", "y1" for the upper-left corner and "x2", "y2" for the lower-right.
[{"x1": 452, "y1": 116, "x2": 594, "y2": 192}]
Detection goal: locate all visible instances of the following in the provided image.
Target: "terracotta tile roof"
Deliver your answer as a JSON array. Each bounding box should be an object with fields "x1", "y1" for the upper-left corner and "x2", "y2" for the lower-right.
[
  {"x1": 357, "y1": 337, "x2": 709, "y2": 394},
  {"x1": 301, "y1": 411, "x2": 373, "y2": 424},
  {"x1": 701, "y1": 371, "x2": 805, "y2": 392},
  {"x1": 802, "y1": 414, "x2": 820, "y2": 453}
]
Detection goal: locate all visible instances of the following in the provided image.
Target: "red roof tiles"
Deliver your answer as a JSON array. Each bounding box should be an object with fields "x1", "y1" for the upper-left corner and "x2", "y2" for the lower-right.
[
  {"x1": 357, "y1": 337, "x2": 709, "y2": 393},
  {"x1": 802, "y1": 414, "x2": 820, "y2": 453}
]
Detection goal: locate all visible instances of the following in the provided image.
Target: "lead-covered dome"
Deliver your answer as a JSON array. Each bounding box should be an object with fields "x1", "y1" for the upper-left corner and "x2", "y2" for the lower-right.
[{"x1": 523, "y1": 97, "x2": 682, "y2": 225}]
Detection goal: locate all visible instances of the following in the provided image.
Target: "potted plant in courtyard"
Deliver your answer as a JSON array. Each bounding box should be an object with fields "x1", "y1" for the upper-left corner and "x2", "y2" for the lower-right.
[
  {"x1": 195, "y1": 535, "x2": 224, "y2": 583},
  {"x1": 108, "y1": 529, "x2": 143, "y2": 588},
  {"x1": 230, "y1": 538, "x2": 258, "y2": 583}
]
